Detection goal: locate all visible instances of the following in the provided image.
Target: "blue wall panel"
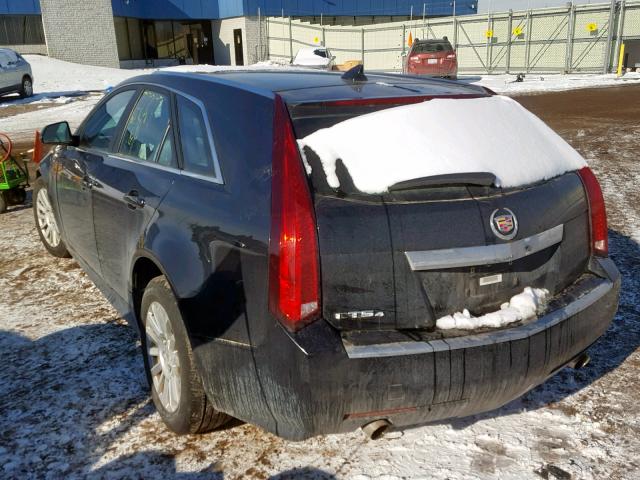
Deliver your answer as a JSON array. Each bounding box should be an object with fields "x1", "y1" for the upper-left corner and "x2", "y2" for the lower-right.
[
  {"x1": 0, "y1": 0, "x2": 40, "y2": 15},
  {"x1": 0, "y1": 0, "x2": 475, "y2": 19}
]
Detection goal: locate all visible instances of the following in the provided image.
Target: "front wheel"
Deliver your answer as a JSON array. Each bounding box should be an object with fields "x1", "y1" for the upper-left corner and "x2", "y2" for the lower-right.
[
  {"x1": 33, "y1": 177, "x2": 70, "y2": 257},
  {"x1": 20, "y1": 76, "x2": 33, "y2": 98},
  {"x1": 141, "y1": 276, "x2": 230, "y2": 434}
]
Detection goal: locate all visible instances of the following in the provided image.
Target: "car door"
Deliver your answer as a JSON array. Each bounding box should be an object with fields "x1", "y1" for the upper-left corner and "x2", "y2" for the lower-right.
[
  {"x1": 54, "y1": 88, "x2": 138, "y2": 274},
  {"x1": 91, "y1": 87, "x2": 177, "y2": 300},
  {"x1": 3, "y1": 50, "x2": 22, "y2": 88},
  {"x1": 0, "y1": 51, "x2": 12, "y2": 91}
]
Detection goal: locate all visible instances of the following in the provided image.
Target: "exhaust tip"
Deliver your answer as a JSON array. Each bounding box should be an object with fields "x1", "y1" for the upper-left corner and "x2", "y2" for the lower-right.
[
  {"x1": 361, "y1": 419, "x2": 391, "y2": 440},
  {"x1": 569, "y1": 352, "x2": 591, "y2": 370}
]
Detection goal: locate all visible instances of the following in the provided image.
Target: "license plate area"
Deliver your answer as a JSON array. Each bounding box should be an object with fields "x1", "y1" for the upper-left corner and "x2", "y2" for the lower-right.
[{"x1": 427, "y1": 58, "x2": 438, "y2": 64}]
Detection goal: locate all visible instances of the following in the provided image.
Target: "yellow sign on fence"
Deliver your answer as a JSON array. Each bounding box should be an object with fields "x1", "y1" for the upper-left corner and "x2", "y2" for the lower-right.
[
  {"x1": 512, "y1": 26, "x2": 523, "y2": 37},
  {"x1": 485, "y1": 30, "x2": 494, "y2": 38},
  {"x1": 586, "y1": 22, "x2": 598, "y2": 32}
]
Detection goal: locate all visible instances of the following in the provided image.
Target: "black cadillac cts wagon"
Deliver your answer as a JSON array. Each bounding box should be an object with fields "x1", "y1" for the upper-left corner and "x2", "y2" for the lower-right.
[{"x1": 34, "y1": 69, "x2": 620, "y2": 440}]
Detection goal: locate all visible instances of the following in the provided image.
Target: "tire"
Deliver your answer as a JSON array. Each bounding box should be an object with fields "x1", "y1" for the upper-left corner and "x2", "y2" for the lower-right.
[
  {"x1": 33, "y1": 177, "x2": 70, "y2": 258},
  {"x1": 19, "y1": 76, "x2": 33, "y2": 98},
  {"x1": 0, "y1": 192, "x2": 6, "y2": 214},
  {"x1": 14, "y1": 187, "x2": 26, "y2": 205},
  {"x1": 141, "y1": 276, "x2": 230, "y2": 434}
]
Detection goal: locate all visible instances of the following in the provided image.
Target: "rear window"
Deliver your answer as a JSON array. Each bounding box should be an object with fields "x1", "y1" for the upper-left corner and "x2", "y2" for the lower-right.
[
  {"x1": 292, "y1": 96, "x2": 586, "y2": 196},
  {"x1": 411, "y1": 41, "x2": 454, "y2": 54},
  {"x1": 290, "y1": 101, "x2": 418, "y2": 139}
]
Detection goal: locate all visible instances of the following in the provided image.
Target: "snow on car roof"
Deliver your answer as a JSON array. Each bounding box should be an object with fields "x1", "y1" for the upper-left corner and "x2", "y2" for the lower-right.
[{"x1": 298, "y1": 95, "x2": 587, "y2": 193}]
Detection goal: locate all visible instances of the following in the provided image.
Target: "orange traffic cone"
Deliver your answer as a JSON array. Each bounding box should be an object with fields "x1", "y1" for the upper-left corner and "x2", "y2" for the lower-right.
[
  {"x1": 408, "y1": 31, "x2": 413, "y2": 47},
  {"x1": 33, "y1": 130, "x2": 43, "y2": 164}
]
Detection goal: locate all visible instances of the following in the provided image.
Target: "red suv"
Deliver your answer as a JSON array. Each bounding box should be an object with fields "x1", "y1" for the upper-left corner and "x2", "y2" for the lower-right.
[{"x1": 404, "y1": 38, "x2": 457, "y2": 79}]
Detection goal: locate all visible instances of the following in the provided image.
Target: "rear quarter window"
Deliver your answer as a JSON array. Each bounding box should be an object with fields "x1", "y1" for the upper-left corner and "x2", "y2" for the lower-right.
[{"x1": 176, "y1": 95, "x2": 221, "y2": 181}]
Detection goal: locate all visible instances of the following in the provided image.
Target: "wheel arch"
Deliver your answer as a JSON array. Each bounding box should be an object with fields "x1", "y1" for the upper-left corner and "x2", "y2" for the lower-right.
[{"x1": 130, "y1": 251, "x2": 177, "y2": 332}]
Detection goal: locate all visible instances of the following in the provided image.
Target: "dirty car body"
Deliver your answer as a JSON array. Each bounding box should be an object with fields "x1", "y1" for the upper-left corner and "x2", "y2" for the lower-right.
[{"x1": 36, "y1": 70, "x2": 619, "y2": 440}]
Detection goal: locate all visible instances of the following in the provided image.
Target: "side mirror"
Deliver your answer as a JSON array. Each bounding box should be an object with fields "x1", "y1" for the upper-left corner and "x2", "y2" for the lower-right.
[
  {"x1": 41, "y1": 121, "x2": 77, "y2": 146},
  {"x1": 330, "y1": 55, "x2": 336, "y2": 61},
  {"x1": 401, "y1": 52, "x2": 408, "y2": 57}
]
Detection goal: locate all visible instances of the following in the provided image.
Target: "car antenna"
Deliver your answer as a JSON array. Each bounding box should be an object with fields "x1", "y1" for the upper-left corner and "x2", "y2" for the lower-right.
[{"x1": 341, "y1": 64, "x2": 367, "y2": 83}]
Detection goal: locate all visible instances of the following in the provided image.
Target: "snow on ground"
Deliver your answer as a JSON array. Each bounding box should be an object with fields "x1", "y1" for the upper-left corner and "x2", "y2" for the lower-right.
[
  {"x1": 462, "y1": 72, "x2": 640, "y2": 95},
  {"x1": 299, "y1": 95, "x2": 585, "y2": 193},
  {"x1": 0, "y1": 94, "x2": 102, "y2": 145},
  {"x1": 21, "y1": 54, "x2": 144, "y2": 98},
  {"x1": 1, "y1": 85, "x2": 640, "y2": 479}
]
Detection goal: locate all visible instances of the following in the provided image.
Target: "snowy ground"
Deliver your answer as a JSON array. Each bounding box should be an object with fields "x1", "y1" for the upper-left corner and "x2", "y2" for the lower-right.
[
  {"x1": 1, "y1": 59, "x2": 640, "y2": 479},
  {"x1": 461, "y1": 71, "x2": 640, "y2": 95}
]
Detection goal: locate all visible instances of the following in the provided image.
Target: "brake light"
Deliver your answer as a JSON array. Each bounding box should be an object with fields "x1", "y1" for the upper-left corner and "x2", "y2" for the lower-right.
[
  {"x1": 577, "y1": 167, "x2": 608, "y2": 257},
  {"x1": 446, "y1": 53, "x2": 456, "y2": 59},
  {"x1": 268, "y1": 95, "x2": 321, "y2": 331}
]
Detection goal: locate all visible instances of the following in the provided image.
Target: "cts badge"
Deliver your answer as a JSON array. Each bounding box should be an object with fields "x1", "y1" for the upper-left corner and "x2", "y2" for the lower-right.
[{"x1": 490, "y1": 208, "x2": 518, "y2": 240}]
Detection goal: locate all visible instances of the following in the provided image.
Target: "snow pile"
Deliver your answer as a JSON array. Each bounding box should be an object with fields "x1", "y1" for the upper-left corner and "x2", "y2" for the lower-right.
[
  {"x1": 24, "y1": 55, "x2": 145, "y2": 94},
  {"x1": 158, "y1": 60, "x2": 308, "y2": 74},
  {"x1": 436, "y1": 286, "x2": 549, "y2": 330},
  {"x1": 464, "y1": 72, "x2": 640, "y2": 94},
  {"x1": 292, "y1": 47, "x2": 332, "y2": 68},
  {"x1": 298, "y1": 95, "x2": 587, "y2": 193}
]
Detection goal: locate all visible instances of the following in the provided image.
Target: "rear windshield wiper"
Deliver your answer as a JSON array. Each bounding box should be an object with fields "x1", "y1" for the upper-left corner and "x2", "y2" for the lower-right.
[{"x1": 388, "y1": 172, "x2": 496, "y2": 191}]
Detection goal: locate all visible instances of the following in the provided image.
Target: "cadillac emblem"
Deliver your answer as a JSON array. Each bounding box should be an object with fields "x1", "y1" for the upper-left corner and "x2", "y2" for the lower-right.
[{"x1": 490, "y1": 208, "x2": 518, "y2": 240}]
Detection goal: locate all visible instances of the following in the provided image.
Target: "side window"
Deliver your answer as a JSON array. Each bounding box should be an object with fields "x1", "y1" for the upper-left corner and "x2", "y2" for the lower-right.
[
  {"x1": 176, "y1": 96, "x2": 219, "y2": 179},
  {"x1": 119, "y1": 90, "x2": 171, "y2": 162},
  {"x1": 156, "y1": 132, "x2": 175, "y2": 167},
  {"x1": 82, "y1": 90, "x2": 136, "y2": 150}
]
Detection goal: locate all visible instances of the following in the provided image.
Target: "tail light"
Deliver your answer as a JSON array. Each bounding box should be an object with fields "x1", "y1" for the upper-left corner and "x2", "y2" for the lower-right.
[
  {"x1": 268, "y1": 95, "x2": 321, "y2": 332},
  {"x1": 577, "y1": 167, "x2": 608, "y2": 257},
  {"x1": 446, "y1": 53, "x2": 456, "y2": 59}
]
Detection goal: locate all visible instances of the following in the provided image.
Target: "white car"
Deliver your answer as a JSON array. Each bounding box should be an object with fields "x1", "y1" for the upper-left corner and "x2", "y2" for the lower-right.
[
  {"x1": 292, "y1": 47, "x2": 336, "y2": 70},
  {"x1": 0, "y1": 49, "x2": 33, "y2": 98}
]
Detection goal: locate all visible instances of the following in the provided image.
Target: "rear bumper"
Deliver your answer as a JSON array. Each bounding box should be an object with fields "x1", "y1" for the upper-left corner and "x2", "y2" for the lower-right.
[
  {"x1": 407, "y1": 64, "x2": 457, "y2": 77},
  {"x1": 247, "y1": 257, "x2": 620, "y2": 440}
]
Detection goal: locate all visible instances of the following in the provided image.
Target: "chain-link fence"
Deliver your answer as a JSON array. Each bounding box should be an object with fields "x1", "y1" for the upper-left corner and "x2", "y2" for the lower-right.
[{"x1": 262, "y1": 0, "x2": 640, "y2": 74}]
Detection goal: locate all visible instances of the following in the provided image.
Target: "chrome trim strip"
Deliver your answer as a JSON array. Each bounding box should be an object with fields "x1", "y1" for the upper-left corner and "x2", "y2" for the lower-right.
[
  {"x1": 405, "y1": 224, "x2": 564, "y2": 271},
  {"x1": 343, "y1": 279, "x2": 613, "y2": 359}
]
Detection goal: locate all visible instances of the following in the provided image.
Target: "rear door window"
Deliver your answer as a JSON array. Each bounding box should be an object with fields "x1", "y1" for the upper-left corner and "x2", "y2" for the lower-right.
[
  {"x1": 176, "y1": 95, "x2": 220, "y2": 180},
  {"x1": 81, "y1": 89, "x2": 136, "y2": 151},
  {"x1": 119, "y1": 89, "x2": 172, "y2": 162}
]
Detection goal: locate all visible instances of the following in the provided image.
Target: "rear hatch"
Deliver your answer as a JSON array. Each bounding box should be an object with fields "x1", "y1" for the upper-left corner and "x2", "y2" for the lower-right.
[
  {"x1": 408, "y1": 40, "x2": 456, "y2": 73},
  {"x1": 287, "y1": 96, "x2": 590, "y2": 331}
]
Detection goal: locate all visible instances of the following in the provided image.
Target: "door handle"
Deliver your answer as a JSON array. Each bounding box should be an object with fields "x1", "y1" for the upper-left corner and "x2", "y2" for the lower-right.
[
  {"x1": 123, "y1": 190, "x2": 146, "y2": 210},
  {"x1": 82, "y1": 176, "x2": 94, "y2": 189}
]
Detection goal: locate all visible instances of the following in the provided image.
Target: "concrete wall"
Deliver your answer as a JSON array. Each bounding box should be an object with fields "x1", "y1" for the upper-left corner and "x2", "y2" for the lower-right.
[
  {"x1": 2, "y1": 44, "x2": 47, "y2": 55},
  {"x1": 212, "y1": 17, "x2": 249, "y2": 65},
  {"x1": 40, "y1": 0, "x2": 120, "y2": 68}
]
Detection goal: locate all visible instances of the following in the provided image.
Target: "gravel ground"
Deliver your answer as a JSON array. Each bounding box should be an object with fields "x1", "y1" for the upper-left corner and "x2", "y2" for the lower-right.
[{"x1": 1, "y1": 86, "x2": 639, "y2": 480}]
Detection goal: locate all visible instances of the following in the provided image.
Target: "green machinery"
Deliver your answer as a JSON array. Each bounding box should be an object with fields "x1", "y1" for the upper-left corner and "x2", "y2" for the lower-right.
[{"x1": 0, "y1": 133, "x2": 29, "y2": 214}]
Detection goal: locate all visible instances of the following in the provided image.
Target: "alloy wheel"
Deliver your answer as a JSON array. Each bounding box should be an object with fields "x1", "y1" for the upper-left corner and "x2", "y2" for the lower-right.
[
  {"x1": 36, "y1": 187, "x2": 61, "y2": 247},
  {"x1": 146, "y1": 301, "x2": 181, "y2": 413}
]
